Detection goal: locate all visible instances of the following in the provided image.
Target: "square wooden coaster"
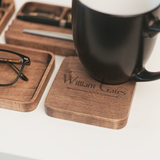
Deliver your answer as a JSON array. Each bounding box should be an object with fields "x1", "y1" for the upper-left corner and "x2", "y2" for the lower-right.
[{"x1": 45, "y1": 57, "x2": 136, "y2": 129}]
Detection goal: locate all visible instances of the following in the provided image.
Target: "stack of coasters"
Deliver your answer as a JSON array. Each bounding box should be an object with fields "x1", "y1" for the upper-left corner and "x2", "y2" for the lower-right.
[{"x1": 45, "y1": 57, "x2": 136, "y2": 129}]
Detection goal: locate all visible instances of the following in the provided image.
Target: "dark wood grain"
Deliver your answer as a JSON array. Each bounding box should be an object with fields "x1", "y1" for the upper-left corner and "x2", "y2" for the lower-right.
[
  {"x1": 45, "y1": 57, "x2": 136, "y2": 129},
  {"x1": 0, "y1": 0, "x2": 15, "y2": 34},
  {"x1": 5, "y1": 2, "x2": 76, "y2": 56},
  {"x1": 0, "y1": 44, "x2": 55, "y2": 112}
]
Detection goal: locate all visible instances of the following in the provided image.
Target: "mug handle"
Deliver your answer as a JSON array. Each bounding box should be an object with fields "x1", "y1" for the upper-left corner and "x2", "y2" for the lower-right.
[
  {"x1": 133, "y1": 69, "x2": 160, "y2": 82},
  {"x1": 132, "y1": 21, "x2": 160, "y2": 82}
]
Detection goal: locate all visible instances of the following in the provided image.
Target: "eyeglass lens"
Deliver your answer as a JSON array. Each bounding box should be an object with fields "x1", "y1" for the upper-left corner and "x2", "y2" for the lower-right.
[{"x1": 0, "y1": 51, "x2": 23, "y2": 85}]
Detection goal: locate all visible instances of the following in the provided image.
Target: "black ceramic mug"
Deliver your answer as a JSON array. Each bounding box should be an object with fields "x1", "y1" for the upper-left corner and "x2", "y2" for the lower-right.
[{"x1": 72, "y1": 0, "x2": 160, "y2": 84}]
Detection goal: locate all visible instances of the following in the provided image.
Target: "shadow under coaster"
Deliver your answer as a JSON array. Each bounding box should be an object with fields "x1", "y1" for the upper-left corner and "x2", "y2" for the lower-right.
[{"x1": 45, "y1": 57, "x2": 136, "y2": 129}]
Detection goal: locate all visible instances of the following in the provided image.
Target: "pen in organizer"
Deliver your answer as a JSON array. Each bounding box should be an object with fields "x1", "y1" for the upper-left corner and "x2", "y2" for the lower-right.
[
  {"x1": 23, "y1": 29, "x2": 73, "y2": 41},
  {"x1": 17, "y1": 12, "x2": 72, "y2": 29}
]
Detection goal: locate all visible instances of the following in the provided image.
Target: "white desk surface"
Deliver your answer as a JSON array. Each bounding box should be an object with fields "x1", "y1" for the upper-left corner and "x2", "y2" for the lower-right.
[{"x1": 0, "y1": 0, "x2": 160, "y2": 160}]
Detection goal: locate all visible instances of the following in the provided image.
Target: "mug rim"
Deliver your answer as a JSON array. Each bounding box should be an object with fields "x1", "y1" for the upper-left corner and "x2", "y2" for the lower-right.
[{"x1": 78, "y1": 0, "x2": 160, "y2": 18}]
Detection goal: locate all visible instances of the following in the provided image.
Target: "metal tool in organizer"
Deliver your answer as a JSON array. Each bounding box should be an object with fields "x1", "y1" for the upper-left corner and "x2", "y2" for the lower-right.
[{"x1": 23, "y1": 29, "x2": 73, "y2": 41}]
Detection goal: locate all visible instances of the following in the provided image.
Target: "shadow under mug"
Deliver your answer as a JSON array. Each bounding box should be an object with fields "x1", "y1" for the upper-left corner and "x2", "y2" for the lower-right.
[{"x1": 72, "y1": 0, "x2": 160, "y2": 84}]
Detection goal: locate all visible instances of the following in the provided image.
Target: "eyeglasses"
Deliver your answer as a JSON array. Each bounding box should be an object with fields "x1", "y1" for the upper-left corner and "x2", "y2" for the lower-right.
[{"x1": 0, "y1": 49, "x2": 30, "y2": 86}]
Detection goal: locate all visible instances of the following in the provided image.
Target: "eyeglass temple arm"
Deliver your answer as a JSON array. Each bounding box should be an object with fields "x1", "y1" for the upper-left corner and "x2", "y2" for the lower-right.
[
  {"x1": 0, "y1": 58, "x2": 30, "y2": 65},
  {"x1": 7, "y1": 62, "x2": 29, "y2": 81}
]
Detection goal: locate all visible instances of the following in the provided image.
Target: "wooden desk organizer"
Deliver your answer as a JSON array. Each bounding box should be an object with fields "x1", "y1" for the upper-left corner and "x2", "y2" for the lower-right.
[
  {"x1": 45, "y1": 57, "x2": 136, "y2": 129},
  {"x1": 0, "y1": 0, "x2": 15, "y2": 34},
  {"x1": 0, "y1": 44, "x2": 55, "y2": 112},
  {"x1": 5, "y1": 2, "x2": 76, "y2": 56}
]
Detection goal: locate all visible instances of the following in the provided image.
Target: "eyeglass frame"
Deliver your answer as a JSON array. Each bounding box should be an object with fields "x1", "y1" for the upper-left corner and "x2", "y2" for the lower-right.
[{"x1": 0, "y1": 49, "x2": 30, "y2": 86}]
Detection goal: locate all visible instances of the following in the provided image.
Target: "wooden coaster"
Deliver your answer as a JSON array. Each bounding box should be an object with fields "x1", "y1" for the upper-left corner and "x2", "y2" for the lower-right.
[
  {"x1": 0, "y1": 0, "x2": 15, "y2": 34},
  {"x1": 45, "y1": 57, "x2": 136, "y2": 129},
  {"x1": 5, "y1": 2, "x2": 76, "y2": 56},
  {"x1": 0, "y1": 44, "x2": 55, "y2": 112}
]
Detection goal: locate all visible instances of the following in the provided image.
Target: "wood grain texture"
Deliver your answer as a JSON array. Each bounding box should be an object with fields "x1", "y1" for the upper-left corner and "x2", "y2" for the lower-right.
[
  {"x1": 5, "y1": 2, "x2": 76, "y2": 56},
  {"x1": 45, "y1": 57, "x2": 136, "y2": 129},
  {"x1": 0, "y1": 0, "x2": 15, "y2": 34},
  {"x1": 0, "y1": 44, "x2": 55, "y2": 112}
]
